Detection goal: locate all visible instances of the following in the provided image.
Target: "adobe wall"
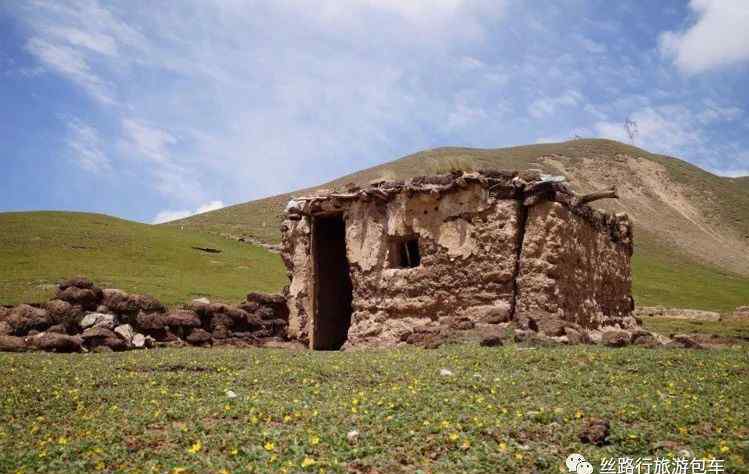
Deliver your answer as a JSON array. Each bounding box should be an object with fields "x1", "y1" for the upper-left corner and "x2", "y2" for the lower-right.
[
  {"x1": 516, "y1": 201, "x2": 635, "y2": 330},
  {"x1": 343, "y1": 184, "x2": 521, "y2": 347},
  {"x1": 280, "y1": 217, "x2": 313, "y2": 342},
  {"x1": 282, "y1": 184, "x2": 522, "y2": 347},
  {"x1": 281, "y1": 170, "x2": 636, "y2": 348}
]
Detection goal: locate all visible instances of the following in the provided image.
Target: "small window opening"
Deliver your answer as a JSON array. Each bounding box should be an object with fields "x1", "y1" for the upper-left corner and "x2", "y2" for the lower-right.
[{"x1": 390, "y1": 236, "x2": 421, "y2": 268}]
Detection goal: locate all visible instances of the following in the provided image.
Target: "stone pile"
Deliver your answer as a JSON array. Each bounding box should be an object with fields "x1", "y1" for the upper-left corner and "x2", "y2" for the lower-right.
[
  {"x1": 0, "y1": 277, "x2": 288, "y2": 353},
  {"x1": 397, "y1": 317, "x2": 690, "y2": 351}
]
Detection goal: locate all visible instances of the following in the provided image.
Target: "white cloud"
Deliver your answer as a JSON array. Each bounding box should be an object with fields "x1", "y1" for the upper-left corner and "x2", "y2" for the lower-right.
[
  {"x1": 152, "y1": 200, "x2": 225, "y2": 224},
  {"x1": 660, "y1": 0, "x2": 749, "y2": 74},
  {"x1": 46, "y1": 27, "x2": 118, "y2": 56},
  {"x1": 26, "y1": 37, "x2": 113, "y2": 104},
  {"x1": 151, "y1": 209, "x2": 191, "y2": 224},
  {"x1": 20, "y1": 0, "x2": 148, "y2": 104},
  {"x1": 122, "y1": 119, "x2": 177, "y2": 163},
  {"x1": 528, "y1": 90, "x2": 583, "y2": 119},
  {"x1": 65, "y1": 118, "x2": 110, "y2": 173}
]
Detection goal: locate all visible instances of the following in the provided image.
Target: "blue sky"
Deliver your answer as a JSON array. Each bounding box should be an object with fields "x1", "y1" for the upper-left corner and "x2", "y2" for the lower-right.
[{"x1": 1, "y1": 0, "x2": 748, "y2": 224}]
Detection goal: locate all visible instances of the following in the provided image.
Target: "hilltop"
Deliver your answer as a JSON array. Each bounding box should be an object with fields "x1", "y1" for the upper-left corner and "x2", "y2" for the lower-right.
[
  {"x1": 170, "y1": 139, "x2": 749, "y2": 312},
  {"x1": 0, "y1": 212, "x2": 287, "y2": 305}
]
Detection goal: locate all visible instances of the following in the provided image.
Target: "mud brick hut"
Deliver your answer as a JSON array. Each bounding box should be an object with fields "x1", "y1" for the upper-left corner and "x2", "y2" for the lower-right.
[{"x1": 281, "y1": 170, "x2": 635, "y2": 350}]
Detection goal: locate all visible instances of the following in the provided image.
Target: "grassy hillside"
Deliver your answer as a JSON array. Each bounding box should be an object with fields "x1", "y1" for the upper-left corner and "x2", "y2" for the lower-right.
[
  {"x1": 632, "y1": 248, "x2": 749, "y2": 313},
  {"x1": 0, "y1": 211, "x2": 287, "y2": 306},
  {"x1": 172, "y1": 139, "x2": 749, "y2": 312}
]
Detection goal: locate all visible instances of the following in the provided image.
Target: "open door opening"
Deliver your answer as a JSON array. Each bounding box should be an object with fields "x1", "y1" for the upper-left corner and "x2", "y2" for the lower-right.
[{"x1": 312, "y1": 214, "x2": 353, "y2": 350}]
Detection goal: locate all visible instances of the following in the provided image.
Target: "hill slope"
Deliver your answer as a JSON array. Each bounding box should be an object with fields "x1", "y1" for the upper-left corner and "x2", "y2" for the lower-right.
[
  {"x1": 0, "y1": 212, "x2": 287, "y2": 306},
  {"x1": 172, "y1": 139, "x2": 749, "y2": 312}
]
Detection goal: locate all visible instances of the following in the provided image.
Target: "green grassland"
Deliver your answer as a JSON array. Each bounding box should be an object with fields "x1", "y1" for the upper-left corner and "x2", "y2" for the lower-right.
[
  {"x1": 1, "y1": 345, "x2": 746, "y2": 473},
  {"x1": 0, "y1": 212, "x2": 288, "y2": 306},
  {"x1": 640, "y1": 315, "x2": 749, "y2": 340},
  {"x1": 632, "y1": 249, "x2": 749, "y2": 313}
]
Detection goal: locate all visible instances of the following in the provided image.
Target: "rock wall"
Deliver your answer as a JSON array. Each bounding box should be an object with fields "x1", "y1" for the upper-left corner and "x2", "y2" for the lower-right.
[
  {"x1": 516, "y1": 201, "x2": 636, "y2": 331},
  {"x1": 0, "y1": 277, "x2": 289, "y2": 354}
]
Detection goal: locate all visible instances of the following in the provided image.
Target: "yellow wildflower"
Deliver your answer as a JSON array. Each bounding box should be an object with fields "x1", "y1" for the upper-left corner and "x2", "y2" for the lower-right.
[
  {"x1": 264, "y1": 441, "x2": 275, "y2": 451},
  {"x1": 301, "y1": 457, "x2": 316, "y2": 468},
  {"x1": 187, "y1": 441, "x2": 202, "y2": 454}
]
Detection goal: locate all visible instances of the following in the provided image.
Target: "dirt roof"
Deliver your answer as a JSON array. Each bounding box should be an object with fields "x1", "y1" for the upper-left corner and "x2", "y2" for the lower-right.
[{"x1": 284, "y1": 169, "x2": 632, "y2": 249}]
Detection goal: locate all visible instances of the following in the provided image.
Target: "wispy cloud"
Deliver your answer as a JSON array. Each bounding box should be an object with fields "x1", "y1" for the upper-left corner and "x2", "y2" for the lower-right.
[
  {"x1": 65, "y1": 118, "x2": 110, "y2": 173},
  {"x1": 528, "y1": 90, "x2": 583, "y2": 119},
  {"x1": 121, "y1": 119, "x2": 177, "y2": 163},
  {"x1": 26, "y1": 37, "x2": 113, "y2": 104}
]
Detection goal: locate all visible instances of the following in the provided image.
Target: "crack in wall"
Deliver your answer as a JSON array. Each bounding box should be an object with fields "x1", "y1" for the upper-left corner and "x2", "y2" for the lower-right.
[{"x1": 509, "y1": 202, "x2": 529, "y2": 324}]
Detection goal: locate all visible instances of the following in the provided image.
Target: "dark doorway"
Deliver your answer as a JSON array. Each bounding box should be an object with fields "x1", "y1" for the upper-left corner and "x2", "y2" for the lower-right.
[{"x1": 312, "y1": 214, "x2": 353, "y2": 350}]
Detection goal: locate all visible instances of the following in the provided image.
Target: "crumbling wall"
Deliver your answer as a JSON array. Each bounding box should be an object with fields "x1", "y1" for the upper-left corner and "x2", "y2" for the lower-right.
[
  {"x1": 515, "y1": 201, "x2": 635, "y2": 330},
  {"x1": 281, "y1": 171, "x2": 637, "y2": 349},
  {"x1": 282, "y1": 184, "x2": 523, "y2": 347},
  {"x1": 280, "y1": 217, "x2": 313, "y2": 344},
  {"x1": 343, "y1": 185, "x2": 522, "y2": 346}
]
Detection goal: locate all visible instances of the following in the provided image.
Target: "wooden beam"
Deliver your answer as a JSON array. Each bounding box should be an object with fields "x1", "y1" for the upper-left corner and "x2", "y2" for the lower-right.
[{"x1": 580, "y1": 188, "x2": 619, "y2": 204}]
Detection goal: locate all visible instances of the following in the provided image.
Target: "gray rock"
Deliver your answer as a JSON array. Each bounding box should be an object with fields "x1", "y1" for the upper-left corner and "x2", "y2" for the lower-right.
[
  {"x1": 80, "y1": 313, "x2": 116, "y2": 330},
  {"x1": 114, "y1": 324, "x2": 135, "y2": 343},
  {"x1": 132, "y1": 333, "x2": 146, "y2": 348}
]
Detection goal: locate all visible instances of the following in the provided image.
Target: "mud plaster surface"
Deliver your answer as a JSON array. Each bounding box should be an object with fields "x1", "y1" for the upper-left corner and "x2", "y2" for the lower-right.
[{"x1": 282, "y1": 184, "x2": 633, "y2": 348}]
